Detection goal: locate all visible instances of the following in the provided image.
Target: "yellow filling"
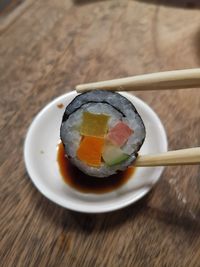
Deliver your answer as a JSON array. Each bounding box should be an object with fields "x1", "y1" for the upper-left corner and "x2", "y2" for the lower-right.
[{"x1": 80, "y1": 112, "x2": 110, "y2": 137}]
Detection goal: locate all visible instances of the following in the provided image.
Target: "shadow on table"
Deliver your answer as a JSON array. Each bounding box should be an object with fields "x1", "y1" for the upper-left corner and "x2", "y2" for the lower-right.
[
  {"x1": 36, "y1": 187, "x2": 200, "y2": 235},
  {"x1": 68, "y1": 200, "x2": 200, "y2": 234},
  {"x1": 68, "y1": 195, "x2": 149, "y2": 233},
  {"x1": 34, "y1": 189, "x2": 150, "y2": 232},
  {"x1": 134, "y1": 0, "x2": 200, "y2": 9},
  {"x1": 73, "y1": 0, "x2": 107, "y2": 5},
  {"x1": 194, "y1": 28, "x2": 200, "y2": 65},
  {"x1": 148, "y1": 206, "x2": 200, "y2": 232}
]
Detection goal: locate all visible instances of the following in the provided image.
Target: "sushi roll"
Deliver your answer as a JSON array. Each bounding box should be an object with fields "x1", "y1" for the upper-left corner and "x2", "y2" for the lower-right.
[{"x1": 60, "y1": 90, "x2": 145, "y2": 177}]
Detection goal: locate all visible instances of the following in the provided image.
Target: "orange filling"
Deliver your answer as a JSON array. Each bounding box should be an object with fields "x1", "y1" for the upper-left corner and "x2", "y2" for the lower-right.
[{"x1": 77, "y1": 136, "x2": 105, "y2": 167}]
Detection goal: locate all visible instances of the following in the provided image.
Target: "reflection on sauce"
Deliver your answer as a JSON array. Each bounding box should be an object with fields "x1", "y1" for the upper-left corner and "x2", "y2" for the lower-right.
[
  {"x1": 57, "y1": 142, "x2": 136, "y2": 194},
  {"x1": 57, "y1": 103, "x2": 64, "y2": 109}
]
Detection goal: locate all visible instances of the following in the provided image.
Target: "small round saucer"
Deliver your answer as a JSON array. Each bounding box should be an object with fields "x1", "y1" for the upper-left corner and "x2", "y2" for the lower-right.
[{"x1": 24, "y1": 91, "x2": 167, "y2": 213}]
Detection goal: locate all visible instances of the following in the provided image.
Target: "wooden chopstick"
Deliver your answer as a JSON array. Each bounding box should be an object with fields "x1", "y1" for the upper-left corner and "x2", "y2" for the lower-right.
[
  {"x1": 76, "y1": 68, "x2": 200, "y2": 93},
  {"x1": 134, "y1": 147, "x2": 200, "y2": 167}
]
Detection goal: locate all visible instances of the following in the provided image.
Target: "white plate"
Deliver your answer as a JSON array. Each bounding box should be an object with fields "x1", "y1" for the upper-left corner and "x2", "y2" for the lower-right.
[{"x1": 24, "y1": 91, "x2": 167, "y2": 213}]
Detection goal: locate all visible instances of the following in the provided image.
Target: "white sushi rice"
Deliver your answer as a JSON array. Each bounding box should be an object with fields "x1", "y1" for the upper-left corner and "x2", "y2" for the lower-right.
[{"x1": 122, "y1": 116, "x2": 145, "y2": 155}]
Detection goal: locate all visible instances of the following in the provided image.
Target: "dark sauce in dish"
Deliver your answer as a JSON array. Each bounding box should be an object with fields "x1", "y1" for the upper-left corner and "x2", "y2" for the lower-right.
[{"x1": 57, "y1": 142, "x2": 136, "y2": 194}]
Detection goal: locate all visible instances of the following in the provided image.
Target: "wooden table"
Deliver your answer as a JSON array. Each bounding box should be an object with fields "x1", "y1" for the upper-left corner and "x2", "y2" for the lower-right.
[{"x1": 1, "y1": 1, "x2": 200, "y2": 266}]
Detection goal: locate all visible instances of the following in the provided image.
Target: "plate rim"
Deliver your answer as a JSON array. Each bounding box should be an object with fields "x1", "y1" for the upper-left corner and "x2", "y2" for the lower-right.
[{"x1": 24, "y1": 91, "x2": 168, "y2": 213}]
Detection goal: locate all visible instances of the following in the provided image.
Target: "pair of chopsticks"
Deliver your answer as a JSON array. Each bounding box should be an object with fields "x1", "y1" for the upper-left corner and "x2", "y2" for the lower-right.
[{"x1": 76, "y1": 69, "x2": 200, "y2": 167}]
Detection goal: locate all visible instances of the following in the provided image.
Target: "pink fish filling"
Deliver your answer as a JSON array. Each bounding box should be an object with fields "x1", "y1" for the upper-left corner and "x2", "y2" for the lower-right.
[{"x1": 107, "y1": 122, "x2": 133, "y2": 147}]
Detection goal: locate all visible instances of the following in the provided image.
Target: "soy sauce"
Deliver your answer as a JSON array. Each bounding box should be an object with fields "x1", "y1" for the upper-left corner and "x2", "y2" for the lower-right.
[
  {"x1": 57, "y1": 142, "x2": 136, "y2": 194},
  {"x1": 57, "y1": 103, "x2": 64, "y2": 109}
]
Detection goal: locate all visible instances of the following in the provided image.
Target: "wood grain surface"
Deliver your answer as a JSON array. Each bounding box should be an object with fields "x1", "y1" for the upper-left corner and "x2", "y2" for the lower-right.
[{"x1": 0, "y1": 0, "x2": 200, "y2": 266}]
